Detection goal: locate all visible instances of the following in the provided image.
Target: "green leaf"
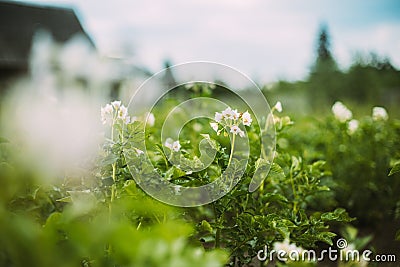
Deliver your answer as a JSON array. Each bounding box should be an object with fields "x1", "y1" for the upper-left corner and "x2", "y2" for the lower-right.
[
  {"x1": 200, "y1": 134, "x2": 218, "y2": 150},
  {"x1": 179, "y1": 155, "x2": 204, "y2": 170},
  {"x1": 199, "y1": 220, "x2": 213, "y2": 233},
  {"x1": 395, "y1": 229, "x2": 400, "y2": 241},
  {"x1": 291, "y1": 156, "x2": 302, "y2": 172},
  {"x1": 311, "y1": 160, "x2": 326, "y2": 169},
  {"x1": 250, "y1": 158, "x2": 274, "y2": 191},
  {"x1": 341, "y1": 225, "x2": 358, "y2": 241},
  {"x1": 316, "y1": 232, "x2": 336, "y2": 246},
  {"x1": 317, "y1": 185, "x2": 330, "y2": 191},
  {"x1": 355, "y1": 235, "x2": 373, "y2": 250},
  {"x1": 320, "y1": 208, "x2": 354, "y2": 223},
  {"x1": 56, "y1": 196, "x2": 72, "y2": 203},
  {"x1": 263, "y1": 193, "x2": 288, "y2": 203},
  {"x1": 29, "y1": 187, "x2": 41, "y2": 199},
  {"x1": 123, "y1": 180, "x2": 137, "y2": 195},
  {"x1": 389, "y1": 162, "x2": 400, "y2": 176},
  {"x1": 67, "y1": 190, "x2": 95, "y2": 201},
  {"x1": 102, "y1": 176, "x2": 114, "y2": 186},
  {"x1": 173, "y1": 166, "x2": 187, "y2": 179},
  {"x1": 44, "y1": 212, "x2": 63, "y2": 228},
  {"x1": 266, "y1": 162, "x2": 285, "y2": 181},
  {"x1": 200, "y1": 235, "x2": 215, "y2": 243},
  {"x1": 165, "y1": 166, "x2": 187, "y2": 180},
  {"x1": 100, "y1": 153, "x2": 119, "y2": 166},
  {"x1": 281, "y1": 116, "x2": 294, "y2": 127}
]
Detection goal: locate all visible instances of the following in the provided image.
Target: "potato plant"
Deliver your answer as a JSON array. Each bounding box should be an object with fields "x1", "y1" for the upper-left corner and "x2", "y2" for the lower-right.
[{"x1": 8, "y1": 87, "x2": 398, "y2": 267}]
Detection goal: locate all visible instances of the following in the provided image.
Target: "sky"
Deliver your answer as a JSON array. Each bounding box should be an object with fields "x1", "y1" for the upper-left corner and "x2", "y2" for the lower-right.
[{"x1": 12, "y1": 0, "x2": 400, "y2": 83}]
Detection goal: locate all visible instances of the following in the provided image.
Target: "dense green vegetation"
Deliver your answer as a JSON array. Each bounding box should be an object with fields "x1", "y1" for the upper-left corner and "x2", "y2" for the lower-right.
[{"x1": 264, "y1": 26, "x2": 400, "y2": 118}]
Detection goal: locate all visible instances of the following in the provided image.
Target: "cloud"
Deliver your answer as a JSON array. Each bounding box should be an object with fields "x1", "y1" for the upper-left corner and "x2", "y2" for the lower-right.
[
  {"x1": 15, "y1": 0, "x2": 400, "y2": 82},
  {"x1": 84, "y1": 0, "x2": 319, "y2": 81},
  {"x1": 334, "y1": 23, "x2": 400, "y2": 68}
]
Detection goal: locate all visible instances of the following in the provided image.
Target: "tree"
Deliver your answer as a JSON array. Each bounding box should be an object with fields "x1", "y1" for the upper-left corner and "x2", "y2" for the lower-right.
[
  {"x1": 308, "y1": 24, "x2": 343, "y2": 108},
  {"x1": 162, "y1": 60, "x2": 177, "y2": 90},
  {"x1": 315, "y1": 25, "x2": 335, "y2": 68}
]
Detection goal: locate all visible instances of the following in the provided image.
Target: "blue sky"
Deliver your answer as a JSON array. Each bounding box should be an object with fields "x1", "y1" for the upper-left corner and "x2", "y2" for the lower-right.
[{"x1": 13, "y1": 0, "x2": 400, "y2": 83}]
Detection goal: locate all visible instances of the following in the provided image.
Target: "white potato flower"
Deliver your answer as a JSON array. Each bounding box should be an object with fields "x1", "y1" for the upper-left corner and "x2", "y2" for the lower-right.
[
  {"x1": 230, "y1": 125, "x2": 240, "y2": 135},
  {"x1": 117, "y1": 105, "x2": 131, "y2": 125},
  {"x1": 100, "y1": 103, "x2": 113, "y2": 125},
  {"x1": 210, "y1": 122, "x2": 219, "y2": 132},
  {"x1": 145, "y1": 112, "x2": 155, "y2": 126},
  {"x1": 117, "y1": 105, "x2": 128, "y2": 119},
  {"x1": 103, "y1": 103, "x2": 113, "y2": 114},
  {"x1": 273, "y1": 239, "x2": 303, "y2": 256},
  {"x1": 222, "y1": 107, "x2": 234, "y2": 120},
  {"x1": 101, "y1": 101, "x2": 131, "y2": 125},
  {"x1": 232, "y1": 109, "x2": 240, "y2": 120},
  {"x1": 123, "y1": 115, "x2": 131, "y2": 124},
  {"x1": 165, "y1": 139, "x2": 181, "y2": 152},
  {"x1": 230, "y1": 125, "x2": 244, "y2": 137},
  {"x1": 332, "y1": 101, "x2": 352, "y2": 122},
  {"x1": 215, "y1": 112, "x2": 223, "y2": 122},
  {"x1": 358, "y1": 257, "x2": 370, "y2": 267},
  {"x1": 372, "y1": 106, "x2": 388, "y2": 121},
  {"x1": 111, "y1": 100, "x2": 121, "y2": 110},
  {"x1": 135, "y1": 148, "x2": 144, "y2": 155},
  {"x1": 347, "y1": 119, "x2": 359, "y2": 135},
  {"x1": 172, "y1": 141, "x2": 181, "y2": 152},
  {"x1": 274, "y1": 101, "x2": 283, "y2": 113},
  {"x1": 164, "y1": 140, "x2": 173, "y2": 150},
  {"x1": 238, "y1": 129, "x2": 245, "y2": 137},
  {"x1": 242, "y1": 111, "x2": 252, "y2": 126},
  {"x1": 185, "y1": 83, "x2": 194, "y2": 89},
  {"x1": 212, "y1": 107, "x2": 251, "y2": 136}
]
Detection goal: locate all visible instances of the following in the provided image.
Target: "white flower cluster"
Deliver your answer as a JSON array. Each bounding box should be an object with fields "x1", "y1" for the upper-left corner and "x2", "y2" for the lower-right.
[
  {"x1": 165, "y1": 139, "x2": 181, "y2": 152},
  {"x1": 347, "y1": 119, "x2": 359, "y2": 135},
  {"x1": 211, "y1": 107, "x2": 252, "y2": 138},
  {"x1": 271, "y1": 101, "x2": 284, "y2": 124},
  {"x1": 145, "y1": 112, "x2": 156, "y2": 127},
  {"x1": 332, "y1": 101, "x2": 353, "y2": 122},
  {"x1": 101, "y1": 100, "x2": 131, "y2": 125},
  {"x1": 274, "y1": 101, "x2": 283, "y2": 113},
  {"x1": 372, "y1": 106, "x2": 388, "y2": 121},
  {"x1": 129, "y1": 112, "x2": 155, "y2": 127},
  {"x1": 273, "y1": 239, "x2": 304, "y2": 255},
  {"x1": 340, "y1": 243, "x2": 369, "y2": 267},
  {"x1": 335, "y1": 104, "x2": 389, "y2": 135},
  {"x1": 134, "y1": 147, "x2": 144, "y2": 155}
]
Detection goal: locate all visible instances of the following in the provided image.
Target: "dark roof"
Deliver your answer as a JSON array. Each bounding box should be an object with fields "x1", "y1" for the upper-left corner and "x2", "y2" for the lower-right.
[{"x1": 0, "y1": 0, "x2": 94, "y2": 69}]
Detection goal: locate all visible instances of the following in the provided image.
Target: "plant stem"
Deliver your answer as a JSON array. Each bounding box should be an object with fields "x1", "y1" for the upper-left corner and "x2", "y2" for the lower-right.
[
  {"x1": 213, "y1": 202, "x2": 221, "y2": 248},
  {"x1": 289, "y1": 171, "x2": 297, "y2": 212},
  {"x1": 228, "y1": 133, "x2": 236, "y2": 166},
  {"x1": 107, "y1": 122, "x2": 117, "y2": 255},
  {"x1": 215, "y1": 227, "x2": 221, "y2": 248},
  {"x1": 261, "y1": 115, "x2": 271, "y2": 160},
  {"x1": 109, "y1": 123, "x2": 117, "y2": 214},
  {"x1": 136, "y1": 219, "x2": 142, "y2": 230},
  {"x1": 227, "y1": 133, "x2": 237, "y2": 190}
]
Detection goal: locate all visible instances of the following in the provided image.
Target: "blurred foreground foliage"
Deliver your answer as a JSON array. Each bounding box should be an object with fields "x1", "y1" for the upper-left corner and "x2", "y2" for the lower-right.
[{"x1": 0, "y1": 138, "x2": 227, "y2": 267}]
